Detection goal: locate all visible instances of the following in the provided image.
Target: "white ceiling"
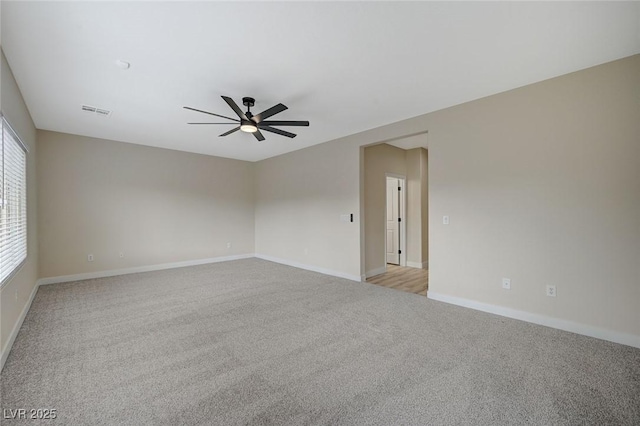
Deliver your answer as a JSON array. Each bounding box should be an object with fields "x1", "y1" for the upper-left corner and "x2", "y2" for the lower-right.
[{"x1": 2, "y1": 1, "x2": 639, "y2": 162}]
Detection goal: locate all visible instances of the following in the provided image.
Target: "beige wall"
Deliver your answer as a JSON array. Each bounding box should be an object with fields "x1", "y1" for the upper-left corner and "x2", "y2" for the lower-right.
[
  {"x1": 406, "y1": 149, "x2": 420, "y2": 266},
  {"x1": 254, "y1": 138, "x2": 361, "y2": 279},
  {"x1": 37, "y1": 131, "x2": 255, "y2": 278},
  {"x1": 406, "y1": 147, "x2": 428, "y2": 267},
  {"x1": 420, "y1": 148, "x2": 428, "y2": 265},
  {"x1": 256, "y1": 55, "x2": 640, "y2": 340},
  {"x1": 0, "y1": 51, "x2": 38, "y2": 356},
  {"x1": 426, "y1": 55, "x2": 640, "y2": 337}
]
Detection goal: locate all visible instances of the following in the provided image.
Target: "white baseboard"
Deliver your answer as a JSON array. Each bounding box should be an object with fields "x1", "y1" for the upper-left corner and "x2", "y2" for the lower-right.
[
  {"x1": 364, "y1": 266, "x2": 387, "y2": 279},
  {"x1": 427, "y1": 291, "x2": 640, "y2": 349},
  {"x1": 1, "y1": 280, "x2": 39, "y2": 372},
  {"x1": 38, "y1": 254, "x2": 255, "y2": 286},
  {"x1": 255, "y1": 254, "x2": 361, "y2": 282},
  {"x1": 406, "y1": 261, "x2": 428, "y2": 269}
]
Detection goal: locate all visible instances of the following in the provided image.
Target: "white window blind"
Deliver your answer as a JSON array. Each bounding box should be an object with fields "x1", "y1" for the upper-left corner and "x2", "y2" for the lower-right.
[{"x1": 1, "y1": 116, "x2": 28, "y2": 287}]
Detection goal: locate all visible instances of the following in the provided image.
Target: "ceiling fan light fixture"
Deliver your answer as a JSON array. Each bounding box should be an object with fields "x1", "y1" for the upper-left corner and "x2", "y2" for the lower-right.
[{"x1": 240, "y1": 120, "x2": 258, "y2": 133}]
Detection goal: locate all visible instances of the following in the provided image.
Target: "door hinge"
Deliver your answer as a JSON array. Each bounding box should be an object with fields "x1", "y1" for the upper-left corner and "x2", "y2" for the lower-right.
[
  {"x1": 398, "y1": 217, "x2": 401, "y2": 222},
  {"x1": 398, "y1": 186, "x2": 401, "y2": 191},
  {"x1": 398, "y1": 250, "x2": 402, "y2": 254}
]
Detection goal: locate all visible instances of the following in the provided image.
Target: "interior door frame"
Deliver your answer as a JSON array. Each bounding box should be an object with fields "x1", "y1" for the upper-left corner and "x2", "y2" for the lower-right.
[{"x1": 384, "y1": 173, "x2": 406, "y2": 270}]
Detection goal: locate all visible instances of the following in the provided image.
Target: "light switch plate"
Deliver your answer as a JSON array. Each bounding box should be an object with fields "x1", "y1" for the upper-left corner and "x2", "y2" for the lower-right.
[{"x1": 340, "y1": 214, "x2": 351, "y2": 222}]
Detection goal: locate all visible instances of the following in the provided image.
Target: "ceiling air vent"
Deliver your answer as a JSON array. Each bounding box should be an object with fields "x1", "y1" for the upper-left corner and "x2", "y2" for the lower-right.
[{"x1": 81, "y1": 105, "x2": 111, "y2": 118}]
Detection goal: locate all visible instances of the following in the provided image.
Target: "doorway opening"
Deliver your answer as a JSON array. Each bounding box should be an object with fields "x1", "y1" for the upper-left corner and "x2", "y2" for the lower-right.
[{"x1": 362, "y1": 140, "x2": 429, "y2": 296}]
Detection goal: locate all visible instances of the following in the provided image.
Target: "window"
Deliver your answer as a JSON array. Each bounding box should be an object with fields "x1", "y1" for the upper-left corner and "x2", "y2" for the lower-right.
[{"x1": 0, "y1": 116, "x2": 28, "y2": 287}]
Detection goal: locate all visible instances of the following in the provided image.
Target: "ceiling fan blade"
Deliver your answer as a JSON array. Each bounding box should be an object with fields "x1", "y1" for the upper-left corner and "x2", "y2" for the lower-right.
[
  {"x1": 184, "y1": 106, "x2": 239, "y2": 122},
  {"x1": 253, "y1": 103, "x2": 287, "y2": 123},
  {"x1": 219, "y1": 127, "x2": 240, "y2": 137},
  {"x1": 259, "y1": 125, "x2": 297, "y2": 139},
  {"x1": 253, "y1": 129, "x2": 265, "y2": 141},
  {"x1": 188, "y1": 122, "x2": 238, "y2": 125},
  {"x1": 259, "y1": 120, "x2": 309, "y2": 127},
  {"x1": 221, "y1": 96, "x2": 248, "y2": 120}
]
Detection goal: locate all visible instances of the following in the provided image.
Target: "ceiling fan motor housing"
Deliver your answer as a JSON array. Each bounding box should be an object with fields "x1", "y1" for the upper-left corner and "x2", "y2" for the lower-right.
[{"x1": 242, "y1": 97, "x2": 255, "y2": 108}]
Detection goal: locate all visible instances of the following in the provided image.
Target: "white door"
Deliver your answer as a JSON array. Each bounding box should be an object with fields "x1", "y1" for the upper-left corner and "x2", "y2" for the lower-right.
[{"x1": 386, "y1": 178, "x2": 400, "y2": 265}]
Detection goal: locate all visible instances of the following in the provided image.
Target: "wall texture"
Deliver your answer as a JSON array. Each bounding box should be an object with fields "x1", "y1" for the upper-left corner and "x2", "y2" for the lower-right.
[
  {"x1": 405, "y1": 148, "x2": 420, "y2": 266},
  {"x1": 0, "y1": 51, "x2": 38, "y2": 359},
  {"x1": 420, "y1": 148, "x2": 428, "y2": 265},
  {"x1": 426, "y1": 55, "x2": 640, "y2": 339},
  {"x1": 406, "y1": 147, "x2": 428, "y2": 268},
  {"x1": 254, "y1": 138, "x2": 361, "y2": 279},
  {"x1": 37, "y1": 131, "x2": 255, "y2": 278}
]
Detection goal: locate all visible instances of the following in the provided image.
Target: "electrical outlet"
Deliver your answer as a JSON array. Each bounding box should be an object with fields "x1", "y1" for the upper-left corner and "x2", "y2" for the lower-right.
[
  {"x1": 88, "y1": 254, "x2": 94, "y2": 262},
  {"x1": 226, "y1": 242, "x2": 232, "y2": 249},
  {"x1": 502, "y1": 278, "x2": 511, "y2": 290},
  {"x1": 546, "y1": 285, "x2": 556, "y2": 297},
  {"x1": 15, "y1": 290, "x2": 18, "y2": 301},
  {"x1": 443, "y1": 215, "x2": 450, "y2": 225},
  {"x1": 304, "y1": 248, "x2": 309, "y2": 255}
]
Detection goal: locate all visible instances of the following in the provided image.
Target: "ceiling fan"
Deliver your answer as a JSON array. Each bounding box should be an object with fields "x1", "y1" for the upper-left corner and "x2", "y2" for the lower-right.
[{"x1": 184, "y1": 96, "x2": 309, "y2": 141}]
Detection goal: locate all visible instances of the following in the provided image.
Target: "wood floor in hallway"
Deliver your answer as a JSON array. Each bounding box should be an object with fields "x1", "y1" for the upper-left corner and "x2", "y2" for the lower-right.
[{"x1": 366, "y1": 264, "x2": 428, "y2": 296}]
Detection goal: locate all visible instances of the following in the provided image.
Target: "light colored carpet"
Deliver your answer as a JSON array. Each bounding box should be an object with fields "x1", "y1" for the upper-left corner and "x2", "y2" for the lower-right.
[{"x1": 1, "y1": 258, "x2": 639, "y2": 425}]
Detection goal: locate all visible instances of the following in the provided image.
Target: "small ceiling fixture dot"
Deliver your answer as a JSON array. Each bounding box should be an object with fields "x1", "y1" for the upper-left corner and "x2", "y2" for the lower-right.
[{"x1": 115, "y1": 59, "x2": 131, "y2": 70}]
